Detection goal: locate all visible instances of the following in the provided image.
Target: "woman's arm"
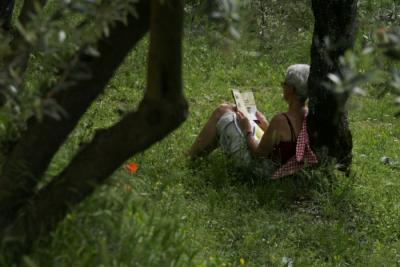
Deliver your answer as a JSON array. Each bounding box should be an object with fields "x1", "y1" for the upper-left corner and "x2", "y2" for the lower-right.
[
  {"x1": 255, "y1": 111, "x2": 269, "y2": 131},
  {"x1": 249, "y1": 115, "x2": 282, "y2": 157},
  {"x1": 236, "y1": 111, "x2": 283, "y2": 158}
]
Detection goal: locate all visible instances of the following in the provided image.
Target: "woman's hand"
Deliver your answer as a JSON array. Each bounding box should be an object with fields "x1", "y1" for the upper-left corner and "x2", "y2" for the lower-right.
[
  {"x1": 255, "y1": 111, "x2": 269, "y2": 131},
  {"x1": 236, "y1": 110, "x2": 252, "y2": 135}
]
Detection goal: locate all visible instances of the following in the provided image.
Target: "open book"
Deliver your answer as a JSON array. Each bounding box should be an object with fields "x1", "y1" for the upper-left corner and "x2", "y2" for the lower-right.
[{"x1": 231, "y1": 89, "x2": 264, "y2": 141}]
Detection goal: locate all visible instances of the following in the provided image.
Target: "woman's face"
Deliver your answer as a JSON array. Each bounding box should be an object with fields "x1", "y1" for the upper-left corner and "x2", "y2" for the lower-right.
[{"x1": 282, "y1": 82, "x2": 293, "y2": 102}]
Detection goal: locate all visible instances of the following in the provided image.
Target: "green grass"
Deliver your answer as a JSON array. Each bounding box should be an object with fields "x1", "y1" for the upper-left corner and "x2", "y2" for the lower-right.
[{"x1": 14, "y1": 9, "x2": 400, "y2": 267}]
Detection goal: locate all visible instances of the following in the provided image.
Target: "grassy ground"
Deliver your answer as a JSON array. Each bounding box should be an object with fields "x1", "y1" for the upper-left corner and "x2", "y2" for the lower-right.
[{"x1": 18, "y1": 9, "x2": 400, "y2": 267}]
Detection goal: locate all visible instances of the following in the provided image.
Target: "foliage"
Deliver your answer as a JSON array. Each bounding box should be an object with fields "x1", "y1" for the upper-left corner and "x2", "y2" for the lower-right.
[
  {"x1": 184, "y1": 0, "x2": 241, "y2": 50},
  {"x1": 185, "y1": 0, "x2": 312, "y2": 63},
  {"x1": 0, "y1": 0, "x2": 139, "y2": 154},
  {"x1": 327, "y1": 25, "x2": 400, "y2": 117},
  {"x1": 22, "y1": 180, "x2": 197, "y2": 267}
]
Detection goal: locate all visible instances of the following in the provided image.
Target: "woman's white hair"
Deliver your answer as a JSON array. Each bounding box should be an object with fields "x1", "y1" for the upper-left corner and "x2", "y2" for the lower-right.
[{"x1": 284, "y1": 64, "x2": 310, "y2": 100}]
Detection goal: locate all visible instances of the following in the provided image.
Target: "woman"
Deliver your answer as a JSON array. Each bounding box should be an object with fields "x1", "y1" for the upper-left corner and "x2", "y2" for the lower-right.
[{"x1": 188, "y1": 64, "x2": 310, "y2": 177}]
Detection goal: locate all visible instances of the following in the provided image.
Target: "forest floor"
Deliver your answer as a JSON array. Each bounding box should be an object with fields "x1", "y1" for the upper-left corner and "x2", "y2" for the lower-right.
[{"x1": 24, "y1": 25, "x2": 400, "y2": 267}]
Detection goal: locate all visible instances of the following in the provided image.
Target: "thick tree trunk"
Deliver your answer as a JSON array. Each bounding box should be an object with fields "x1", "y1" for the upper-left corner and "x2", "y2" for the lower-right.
[
  {"x1": 1, "y1": 0, "x2": 186, "y2": 259},
  {"x1": 0, "y1": 0, "x2": 150, "y2": 228},
  {"x1": 0, "y1": 0, "x2": 14, "y2": 31},
  {"x1": 307, "y1": 0, "x2": 358, "y2": 171}
]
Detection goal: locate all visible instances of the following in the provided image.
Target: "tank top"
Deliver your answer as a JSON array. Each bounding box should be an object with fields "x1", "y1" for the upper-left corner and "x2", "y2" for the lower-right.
[{"x1": 272, "y1": 113, "x2": 297, "y2": 164}]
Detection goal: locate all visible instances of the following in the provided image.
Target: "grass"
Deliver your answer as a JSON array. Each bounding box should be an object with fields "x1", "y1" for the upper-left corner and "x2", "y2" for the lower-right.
[{"x1": 9, "y1": 5, "x2": 400, "y2": 267}]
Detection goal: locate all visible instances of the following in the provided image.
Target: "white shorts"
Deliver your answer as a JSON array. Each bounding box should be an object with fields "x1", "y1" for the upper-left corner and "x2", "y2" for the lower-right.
[{"x1": 216, "y1": 112, "x2": 277, "y2": 176}]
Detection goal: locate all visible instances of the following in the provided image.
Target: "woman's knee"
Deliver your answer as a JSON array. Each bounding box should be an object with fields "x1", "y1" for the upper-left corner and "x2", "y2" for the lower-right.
[{"x1": 212, "y1": 103, "x2": 234, "y2": 119}]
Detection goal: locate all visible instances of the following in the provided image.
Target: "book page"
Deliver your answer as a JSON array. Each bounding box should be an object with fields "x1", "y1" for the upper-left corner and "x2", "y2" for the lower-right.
[
  {"x1": 231, "y1": 89, "x2": 264, "y2": 141},
  {"x1": 241, "y1": 91, "x2": 257, "y2": 121},
  {"x1": 231, "y1": 89, "x2": 249, "y2": 118}
]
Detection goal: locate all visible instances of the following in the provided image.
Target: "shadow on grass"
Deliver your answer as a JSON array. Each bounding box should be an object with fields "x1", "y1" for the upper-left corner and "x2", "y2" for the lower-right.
[
  {"x1": 180, "y1": 152, "x2": 394, "y2": 265},
  {"x1": 185, "y1": 151, "x2": 359, "y2": 214}
]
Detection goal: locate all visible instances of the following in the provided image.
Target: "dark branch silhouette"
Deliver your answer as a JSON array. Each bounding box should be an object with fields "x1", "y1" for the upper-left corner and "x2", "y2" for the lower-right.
[
  {"x1": 1, "y1": 0, "x2": 186, "y2": 259},
  {"x1": 0, "y1": 0, "x2": 14, "y2": 31},
  {"x1": 0, "y1": 0, "x2": 150, "y2": 236}
]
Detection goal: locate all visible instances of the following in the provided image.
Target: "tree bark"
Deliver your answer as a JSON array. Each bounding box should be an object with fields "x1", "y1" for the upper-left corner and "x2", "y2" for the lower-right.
[
  {"x1": 307, "y1": 0, "x2": 358, "y2": 171},
  {"x1": 2, "y1": 0, "x2": 186, "y2": 258},
  {"x1": 0, "y1": 0, "x2": 14, "y2": 31},
  {"x1": 0, "y1": 0, "x2": 150, "y2": 228}
]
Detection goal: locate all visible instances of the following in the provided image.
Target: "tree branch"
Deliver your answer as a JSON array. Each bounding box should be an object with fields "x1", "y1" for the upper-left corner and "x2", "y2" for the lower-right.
[
  {"x1": 0, "y1": 0, "x2": 150, "y2": 227},
  {"x1": 0, "y1": 0, "x2": 14, "y2": 31},
  {"x1": 2, "y1": 0, "x2": 186, "y2": 256},
  {"x1": 146, "y1": 0, "x2": 183, "y2": 100}
]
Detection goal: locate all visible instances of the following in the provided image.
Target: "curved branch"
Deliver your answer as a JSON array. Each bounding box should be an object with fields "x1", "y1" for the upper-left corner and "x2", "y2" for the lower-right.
[
  {"x1": 0, "y1": 0, "x2": 150, "y2": 228},
  {"x1": 2, "y1": 0, "x2": 186, "y2": 257}
]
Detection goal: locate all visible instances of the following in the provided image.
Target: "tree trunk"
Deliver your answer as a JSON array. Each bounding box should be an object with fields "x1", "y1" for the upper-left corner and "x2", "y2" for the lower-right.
[
  {"x1": 0, "y1": 0, "x2": 14, "y2": 31},
  {"x1": 307, "y1": 0, "x2": 358, "y2": 172},
  {"x1": 1, "y1": 0, "x2": 186, "y2": 260}
]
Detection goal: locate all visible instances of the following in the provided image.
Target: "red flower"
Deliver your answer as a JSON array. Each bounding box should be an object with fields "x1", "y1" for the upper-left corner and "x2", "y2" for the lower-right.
[{"x1": 125, "y1": 162, "x2": 138, "y2": 174}]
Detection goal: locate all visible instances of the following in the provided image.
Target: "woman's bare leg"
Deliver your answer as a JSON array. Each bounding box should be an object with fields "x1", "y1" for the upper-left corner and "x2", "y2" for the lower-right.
[{"x1": 188, "y1": 104, "x2": 235, "y2": 158}]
